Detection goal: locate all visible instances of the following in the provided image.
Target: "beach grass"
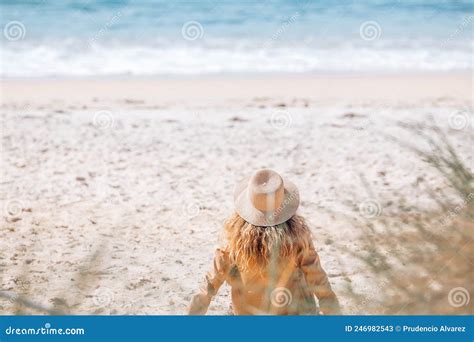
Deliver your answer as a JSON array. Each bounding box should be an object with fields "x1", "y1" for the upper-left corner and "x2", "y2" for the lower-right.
[{"x1": 343, "y1": 122, "x2": 473, "y2": 315}]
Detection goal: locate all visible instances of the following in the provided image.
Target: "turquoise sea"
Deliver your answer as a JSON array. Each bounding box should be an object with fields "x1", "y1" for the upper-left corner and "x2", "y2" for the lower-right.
[{"x1": 0, "y1": 0, "x2": 473, "y2": 77}]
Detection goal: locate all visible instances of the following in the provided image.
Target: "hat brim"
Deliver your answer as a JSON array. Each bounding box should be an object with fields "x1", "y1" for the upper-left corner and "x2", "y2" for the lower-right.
[{"x1": 233, "y1": 176, "x2": 300, "y2": 227}]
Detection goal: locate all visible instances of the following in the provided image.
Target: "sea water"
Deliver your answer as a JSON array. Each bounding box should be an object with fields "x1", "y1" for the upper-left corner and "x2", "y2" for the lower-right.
[{"x1": 0, "y1": 0, "x2": 472, "y2": 77}]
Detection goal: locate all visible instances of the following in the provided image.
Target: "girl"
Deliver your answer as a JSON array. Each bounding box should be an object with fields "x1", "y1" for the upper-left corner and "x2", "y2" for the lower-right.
[{"x1": 189, "y1": 169, "x2": 341, "y2": 315}]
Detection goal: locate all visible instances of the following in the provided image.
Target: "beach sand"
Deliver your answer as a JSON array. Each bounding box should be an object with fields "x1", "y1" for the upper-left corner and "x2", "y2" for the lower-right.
[{"x1": 0, "y1": 73, "x2": 472, "y2": 314}]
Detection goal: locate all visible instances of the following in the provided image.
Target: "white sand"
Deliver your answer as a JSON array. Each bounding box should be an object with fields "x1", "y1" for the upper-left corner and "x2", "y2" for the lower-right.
[{"x1": 0, "y1": 74, "x2": 472, "y2": 314}]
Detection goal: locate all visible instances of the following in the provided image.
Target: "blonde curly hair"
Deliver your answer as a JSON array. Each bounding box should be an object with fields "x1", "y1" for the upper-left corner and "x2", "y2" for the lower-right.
[{"x1": 223, "y1": 212, "x2": 312, "y2": 274}]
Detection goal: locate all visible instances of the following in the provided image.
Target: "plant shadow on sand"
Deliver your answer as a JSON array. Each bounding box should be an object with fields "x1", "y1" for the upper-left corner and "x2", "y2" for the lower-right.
[{"x1": 0, "y1": 247, "x2": 104, "y2": 315}]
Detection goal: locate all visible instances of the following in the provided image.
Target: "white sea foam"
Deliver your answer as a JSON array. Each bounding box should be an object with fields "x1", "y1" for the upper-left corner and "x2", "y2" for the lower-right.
[{"x1": 1, "y1": 39, "x2": 472, "y2": 77}]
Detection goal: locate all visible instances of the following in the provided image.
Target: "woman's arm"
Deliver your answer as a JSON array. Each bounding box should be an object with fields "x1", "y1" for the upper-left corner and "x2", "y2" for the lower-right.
[
  {"x1": 188, "y1": 248, "x2": 229, "y2": 315},
  {"x1": 299, "y1": 243, "x2": 342, "y2": 315}
]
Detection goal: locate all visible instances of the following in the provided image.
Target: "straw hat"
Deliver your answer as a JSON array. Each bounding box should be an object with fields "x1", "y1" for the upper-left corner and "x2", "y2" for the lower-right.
[{"x1": 234, "y1": 169, "x2": 300, "y2": 227}]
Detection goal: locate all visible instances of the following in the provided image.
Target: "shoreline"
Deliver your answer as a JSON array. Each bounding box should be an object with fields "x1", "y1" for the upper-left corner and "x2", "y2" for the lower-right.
[
  {"x1": 1, "y1": 72, "x2": 471, "y2": 109},
  {"x1": 1, "y1": 70, "x2": 470, "y2": 80}
]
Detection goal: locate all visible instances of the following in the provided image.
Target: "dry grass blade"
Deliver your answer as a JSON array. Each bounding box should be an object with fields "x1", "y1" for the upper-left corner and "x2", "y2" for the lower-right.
[{"x1": 344, "y1": 120, "x2": 473, "y2": 315}]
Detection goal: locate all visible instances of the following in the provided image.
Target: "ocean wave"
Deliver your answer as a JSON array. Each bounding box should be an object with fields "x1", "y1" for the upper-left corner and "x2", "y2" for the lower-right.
[
  {"x1": 1, "y1": 0, "x2": 472, "y2": 77},
  {"x1": 1, "y1": 39, "x2": 472, "y2": 78}
]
